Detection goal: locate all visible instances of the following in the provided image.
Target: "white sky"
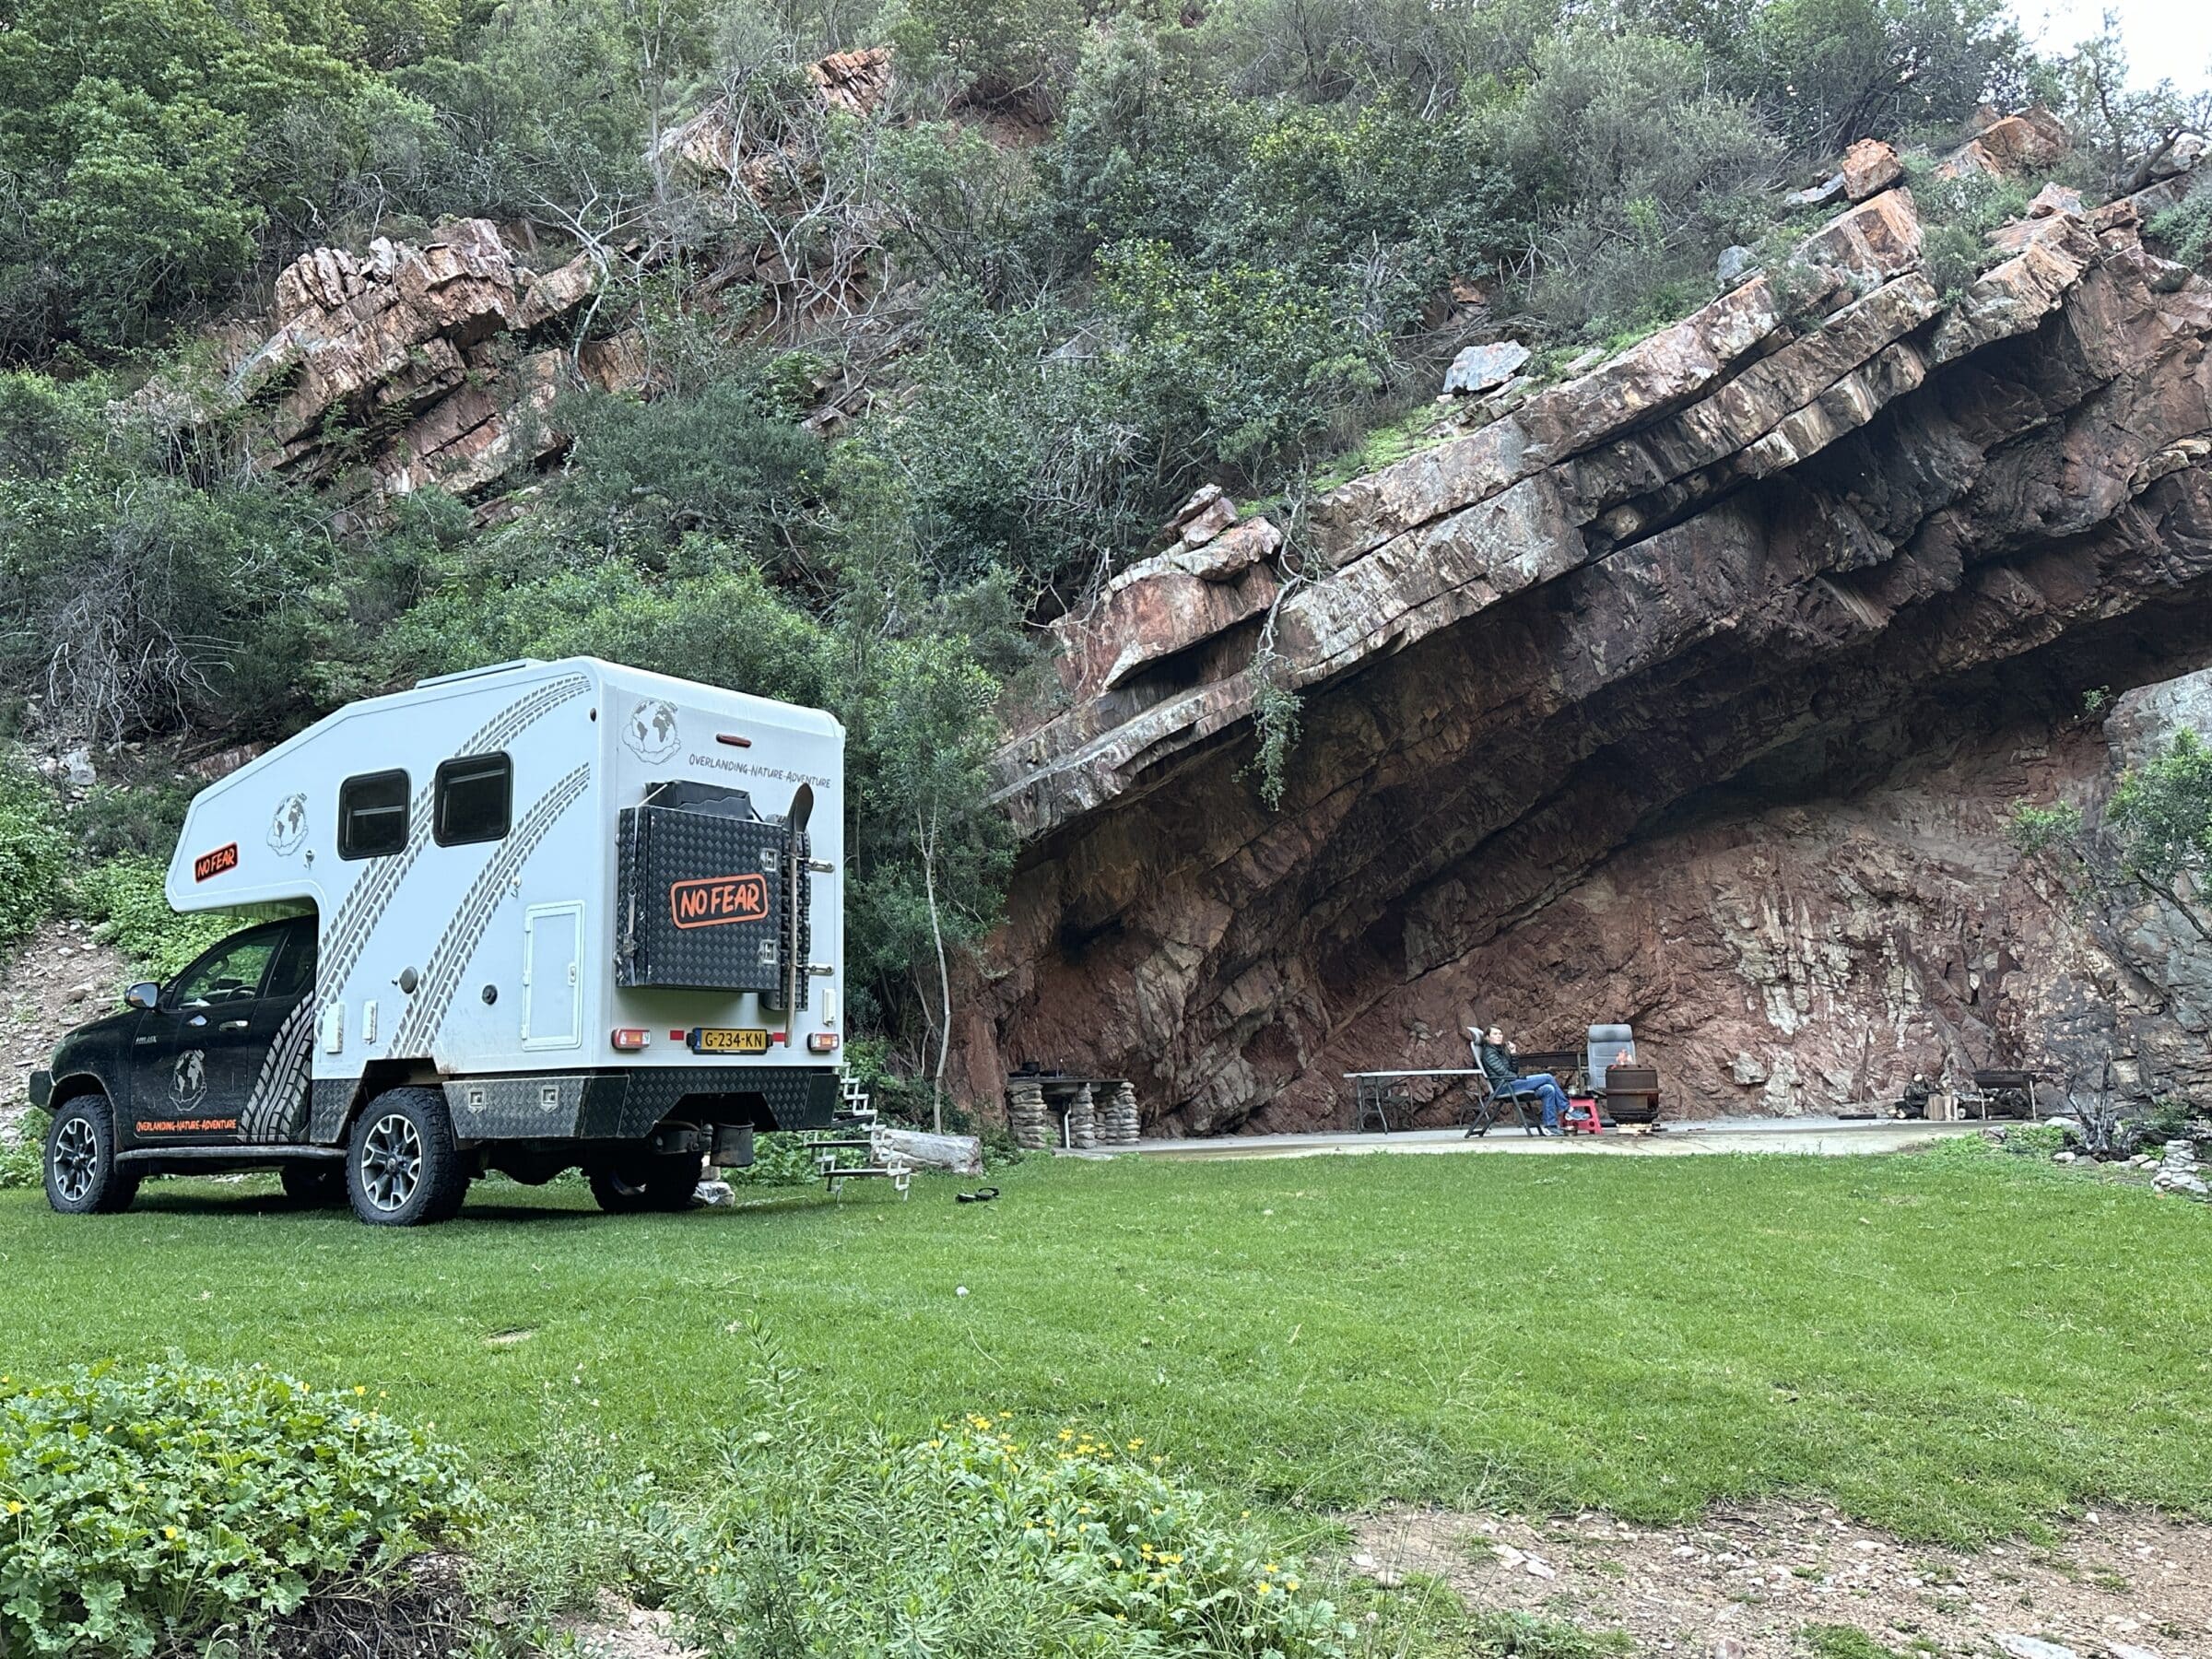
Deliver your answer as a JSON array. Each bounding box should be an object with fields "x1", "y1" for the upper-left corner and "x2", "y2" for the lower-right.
[{"x1": 2011, "y1": 0, "x2": 2212, "y2": 90}]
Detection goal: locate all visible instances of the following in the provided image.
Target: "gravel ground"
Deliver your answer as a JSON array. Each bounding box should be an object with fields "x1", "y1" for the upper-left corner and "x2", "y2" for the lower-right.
[{"x1": 1352, "y1": 1503, "x2": 2207, "y2": 1659}]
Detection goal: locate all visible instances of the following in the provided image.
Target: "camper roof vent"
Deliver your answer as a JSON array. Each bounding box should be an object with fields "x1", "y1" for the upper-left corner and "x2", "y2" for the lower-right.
[{"x1": 414, "y1": 658, "x2": 547, "y2": 688}]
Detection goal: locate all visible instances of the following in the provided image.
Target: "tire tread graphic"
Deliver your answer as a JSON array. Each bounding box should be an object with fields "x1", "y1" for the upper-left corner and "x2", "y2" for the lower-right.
[
  {"x1": 314, "y1": 676, "x2": 589, "y2": 1005},
  {"x1": 239, "y1": 997, "x2": 315, "y2": 1141},
  {"x1": 386, "y1": 764, "x2": 593, "y2": 1056}
]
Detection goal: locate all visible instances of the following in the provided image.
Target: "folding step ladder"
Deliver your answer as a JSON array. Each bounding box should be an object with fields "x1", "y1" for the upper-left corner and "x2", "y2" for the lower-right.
[{"x1": 814, "y1": 1074, "x2": 912, "y2": 1198}]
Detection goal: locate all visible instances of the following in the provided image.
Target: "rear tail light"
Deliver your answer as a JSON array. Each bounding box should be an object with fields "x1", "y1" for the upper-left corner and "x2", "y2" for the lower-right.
[
  {"x1": 611, "y1": 1028, "x2": 651, "y2": 1052},
  {"x1": 807, "y1": 1032, "x2": 840, "y2": 1053}
]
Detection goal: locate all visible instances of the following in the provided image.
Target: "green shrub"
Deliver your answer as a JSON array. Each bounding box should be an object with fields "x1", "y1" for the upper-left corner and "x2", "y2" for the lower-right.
[
  {"x1": 1920, "y1": 221, "x2": 1988, "y2": 302},
  {"x1": 2148, "y1": 185, "x2": 2212, "y2": 269},
  {"x1": 726, "y1": 1130, "x2": 841, "y2": 1187},
  {"x1": 72, "y1": 854, "x2": 250, "y2": 980},
  {"x1": 1998, "y1": 1121, "x2": 2069, "y2": 1158},
  {"x1": 0, "y1": 1359, "x2": 477, "y2": 1657},
  {"x1": 0, "y1": 762, "x2": 69, "y2": 947},
  {"x1": 662, "y1": 1356, "x2": 1350, "y2": 1656},
  {"x1": 0, "y1": 1108, "x2": 46, "y2": 1190}
]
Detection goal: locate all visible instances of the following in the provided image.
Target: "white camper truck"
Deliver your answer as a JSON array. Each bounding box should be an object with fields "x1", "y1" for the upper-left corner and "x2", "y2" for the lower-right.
[{"x1": 32, "y1": 657, "x2": 845, "y2": 1225}]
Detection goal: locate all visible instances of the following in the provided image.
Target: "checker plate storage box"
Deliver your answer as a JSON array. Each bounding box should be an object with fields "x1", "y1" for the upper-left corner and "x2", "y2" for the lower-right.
[{"x1": 616, "y1": 784, "x2": 808, "y2": 994}]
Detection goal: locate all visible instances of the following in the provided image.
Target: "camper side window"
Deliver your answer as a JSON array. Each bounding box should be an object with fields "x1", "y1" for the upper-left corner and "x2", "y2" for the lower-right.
[
  {"x1": 338, "y1": 770, "x2": 410, "y2": 859},
  {"x1": 434, "y1": 753, "x2": 512, "y2": 847}
]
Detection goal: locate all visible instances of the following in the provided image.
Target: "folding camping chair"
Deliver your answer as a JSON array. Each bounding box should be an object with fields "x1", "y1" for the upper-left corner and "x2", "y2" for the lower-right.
[{"x1": 1460, "y1": 1072, "x2": 1543, "y2": 1137}]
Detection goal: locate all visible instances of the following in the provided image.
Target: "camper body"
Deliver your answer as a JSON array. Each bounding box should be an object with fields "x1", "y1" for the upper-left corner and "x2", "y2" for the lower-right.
[{"x1": 34, "y1": 657, "x2": 845, "y2": 1223}]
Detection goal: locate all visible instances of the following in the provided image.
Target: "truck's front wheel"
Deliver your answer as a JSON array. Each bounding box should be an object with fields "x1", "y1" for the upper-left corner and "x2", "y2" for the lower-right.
[
  {"x1": 347, "y1": 1088, "x2": 468, "y2": 1226},
  {"x1": 45, "y1": 1092, "x2": 139, "y2": 1216},
  {"x1": 586, "y1": 1148, "x2": 700, "y2": 1214}
]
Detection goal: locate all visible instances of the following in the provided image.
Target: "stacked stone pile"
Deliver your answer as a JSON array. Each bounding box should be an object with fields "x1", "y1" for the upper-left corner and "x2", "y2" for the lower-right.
[
  {"x1": 1100, "y1": 1081, "x2": 1141, "y2": 1146},
  {"x1": 1066, "y1": 1083, "x2": 1098, "y2": 1149},
  {"x1": 1007, "y1": 1078, "x2": 1050, "y2": 1148},
  {"x1": 2149, "y1": 1139, "x2": 2207, "y2": 1199}
]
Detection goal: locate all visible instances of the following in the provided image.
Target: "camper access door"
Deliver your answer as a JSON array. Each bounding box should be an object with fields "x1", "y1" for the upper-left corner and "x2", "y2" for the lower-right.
[{"x1": 613, "y1": 781, "x2": 811, "y2": 1007}]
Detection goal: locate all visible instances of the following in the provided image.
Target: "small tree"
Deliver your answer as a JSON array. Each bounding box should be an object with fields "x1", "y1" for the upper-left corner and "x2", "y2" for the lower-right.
[
  {"x1": 2009, "y1": 728, "x2": 2212, "y2": 945},
  {"x1": 852, "y1": 638, "x2": 1013, "y2": 1130}
]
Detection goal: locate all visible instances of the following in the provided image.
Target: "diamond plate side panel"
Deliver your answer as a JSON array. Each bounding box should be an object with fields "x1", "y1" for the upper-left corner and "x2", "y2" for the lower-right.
[
  {"x1": 444, "y1": 1075, "x2": 588, "y2": 1138},
  {"x1": 308, "y1": 1077, "x2": 357, "y2": 1144},
  {"x1": 620, "y1": 808, "x2": 791, "y2": 992}
]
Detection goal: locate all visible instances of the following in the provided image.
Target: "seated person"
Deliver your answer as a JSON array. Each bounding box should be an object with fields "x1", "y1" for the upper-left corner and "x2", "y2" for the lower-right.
[{"x1": 1469, "y1": 1025, "x2": 1571, "y2": 1133}]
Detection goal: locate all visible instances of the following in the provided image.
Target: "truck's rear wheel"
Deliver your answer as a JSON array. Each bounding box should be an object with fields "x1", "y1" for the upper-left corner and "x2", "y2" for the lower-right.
[
  {"x1": 347, "y1": 1088, "x2": 467, "y2": 1226},
  {"x1": 281, "y1": 1161, "x2": 347, "y2": 1207},
  {"x1": 45, "y1": 1093, "x2": 139, "y2": 1216},
  {"x1": 586, "y1": 1149, "x2": 700, "y2": 1214}
]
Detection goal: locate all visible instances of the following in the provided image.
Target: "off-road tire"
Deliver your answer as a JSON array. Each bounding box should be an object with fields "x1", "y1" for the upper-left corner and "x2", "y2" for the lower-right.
[
  {"x1": 586, "y1": 1149, "x2": 701, "y2": 1214},
  {"x1": 280, "y1": 1160, "x2": 347, "y2": 1207},
  {"x1": 44, "y1": 1092, "x2": 140, "y2": 1216},
  {"x1": 346, "y1": 1087, "x2": 468, "y2": 1227}
]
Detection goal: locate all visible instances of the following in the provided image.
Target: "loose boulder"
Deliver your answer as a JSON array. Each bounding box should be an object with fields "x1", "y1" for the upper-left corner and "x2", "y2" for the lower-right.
[
  {"x1": 1443, "y1": 340, "x2": 1532, "y2": 397},
  {"x1": 1840, "y1": 139, "x2": 1902, "y2": 201}
]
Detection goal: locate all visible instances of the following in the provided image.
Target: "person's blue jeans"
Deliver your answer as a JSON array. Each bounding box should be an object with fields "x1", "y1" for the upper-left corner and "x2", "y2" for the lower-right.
[{"x1": 1502, "y1": 1074, "x2": 1570, "y2": 1129}]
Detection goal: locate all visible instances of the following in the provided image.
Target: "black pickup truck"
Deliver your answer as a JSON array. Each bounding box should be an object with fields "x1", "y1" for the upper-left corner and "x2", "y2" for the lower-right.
[{"x1": 33, "y1": 914, "x2": 726, "y2": 1224}]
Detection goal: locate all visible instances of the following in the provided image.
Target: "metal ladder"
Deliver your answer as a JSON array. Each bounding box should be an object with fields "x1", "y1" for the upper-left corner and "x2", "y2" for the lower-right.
[{"x1": 814, "y1": 1074, "x2": 911, "y2": 1198}]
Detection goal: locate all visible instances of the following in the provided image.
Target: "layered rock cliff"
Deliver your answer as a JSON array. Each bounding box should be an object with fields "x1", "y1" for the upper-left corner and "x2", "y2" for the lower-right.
[{"x1": 963, "y1": 155, "x2": 2212, "y2": 1133}]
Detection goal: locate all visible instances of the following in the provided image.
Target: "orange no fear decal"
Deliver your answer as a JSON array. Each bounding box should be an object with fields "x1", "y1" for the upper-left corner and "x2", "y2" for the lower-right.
[
  {"x1": 670, "y1": 873, "x2": 769, "y2": 929},
  {"x1": 194, "y1": 842, "x2": 240, "y2": 882}
]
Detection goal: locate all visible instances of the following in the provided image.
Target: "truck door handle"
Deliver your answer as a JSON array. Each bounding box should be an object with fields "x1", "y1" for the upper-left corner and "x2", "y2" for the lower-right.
[
  {"x1": 220, "y1": 1019, "x2": 249, "y2": 1032},
  {"x1": 186, "y1": 1015, "x2": 207, "y2": 1029}
]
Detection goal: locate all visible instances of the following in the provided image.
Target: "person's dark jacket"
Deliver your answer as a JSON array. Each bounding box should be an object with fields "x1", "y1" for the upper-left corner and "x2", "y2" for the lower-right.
[{"x1": 1475, "y1": 1040, "x2": 1516, "y2": 1088}]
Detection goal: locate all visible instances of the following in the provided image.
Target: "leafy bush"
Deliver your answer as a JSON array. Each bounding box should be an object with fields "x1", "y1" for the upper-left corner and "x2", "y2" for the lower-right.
[
  {"x1": 0, "y1": 1108, "x2": 47, "y2": 1190},
  {"x1": 665, "y1": 1391, "x2": 1353, "y2": 1657},
  {"x1": 726, "y1": 1130, "x2": 842, "y2": 1187},
  {"x1": 1998, "y1": 1121, "x2": 2069, "y2": 1158},
  {"x1": 1476, "y1": 28, "x2": 1781, "y2": 338},
  {"x1": 1909, "y1": 162, "x2": 2032, "y2": 299},
  {"x1": 73, "y1": 854, "x2": 249, "y2": 980},
  {"x1": 0, "y1": 762, "x2": 70, "y2": 947},
  {"x1": 2148, "y1": 183, "x2": 2212, "y2": 269},
  {"x1": 0, "y1": 1360, "x2": 476, "y2": 1657}
]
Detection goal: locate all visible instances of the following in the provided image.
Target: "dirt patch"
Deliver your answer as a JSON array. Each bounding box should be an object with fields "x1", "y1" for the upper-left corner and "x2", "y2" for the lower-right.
[
  {"x1": 1, "y1": 919, "x2": 131, "y2": 1131},
  {"x1": 552, "y1": 1593, "x2": 700, "y2": 1658},
  {"x1": 1351, "y1": 1503, "x2": 2207, "y2": 1658}
]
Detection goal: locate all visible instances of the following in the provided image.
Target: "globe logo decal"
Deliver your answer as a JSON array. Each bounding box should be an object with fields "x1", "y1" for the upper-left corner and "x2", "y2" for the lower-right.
[{"x1": 624, "y1": 698, "x2": 680, "y2": 763}]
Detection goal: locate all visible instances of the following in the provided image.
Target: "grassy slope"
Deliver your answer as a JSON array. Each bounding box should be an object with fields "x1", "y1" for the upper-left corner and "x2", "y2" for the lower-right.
[{"x1": 0, "y1": 1148, "x2": 2204, "y2": 1544}]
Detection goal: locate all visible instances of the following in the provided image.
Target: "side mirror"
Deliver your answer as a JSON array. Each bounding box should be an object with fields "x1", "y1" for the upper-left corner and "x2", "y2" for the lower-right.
[{"x1": 124, "y1": 982, "x2": 160, "y2": 1012}]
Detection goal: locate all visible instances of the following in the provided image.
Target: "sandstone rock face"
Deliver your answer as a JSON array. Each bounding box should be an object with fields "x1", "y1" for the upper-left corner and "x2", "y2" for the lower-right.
[
  {"x1": 1936, "y1": 107, "x2": 2069, "y2": 182},
  {"x1": 967, "y1": 160, "x2": 2212, "y2": 1135},
  {"x1": 213, "y1": 219, "x2": 633, "y2": 504},
  {"x1": 153, "y1": 49, "x2": 887, "y2": 508}
]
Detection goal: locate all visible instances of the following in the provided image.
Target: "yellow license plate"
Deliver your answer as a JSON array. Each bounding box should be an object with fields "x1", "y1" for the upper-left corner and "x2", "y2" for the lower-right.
[{"x1": 692, "y1": 1027, "x2": 770, "y2": 1054}]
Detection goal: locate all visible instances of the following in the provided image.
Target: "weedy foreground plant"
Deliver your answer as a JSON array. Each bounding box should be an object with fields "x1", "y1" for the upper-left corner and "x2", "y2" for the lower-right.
[{"x1": 0, "y1": 1360, "x2": 477, "y2": 1656}]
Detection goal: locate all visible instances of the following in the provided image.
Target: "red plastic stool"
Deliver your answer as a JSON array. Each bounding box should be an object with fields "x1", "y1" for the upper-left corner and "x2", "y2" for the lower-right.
[{"x1": 1560, "y1": 1096, "x2": 1603, "y2": 1135}]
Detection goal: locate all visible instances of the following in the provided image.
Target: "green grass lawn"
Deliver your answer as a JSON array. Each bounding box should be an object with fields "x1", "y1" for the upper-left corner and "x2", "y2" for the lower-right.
[{"x1": 0, "y1": 1147, "x2": 2205, "y2": 1545}]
